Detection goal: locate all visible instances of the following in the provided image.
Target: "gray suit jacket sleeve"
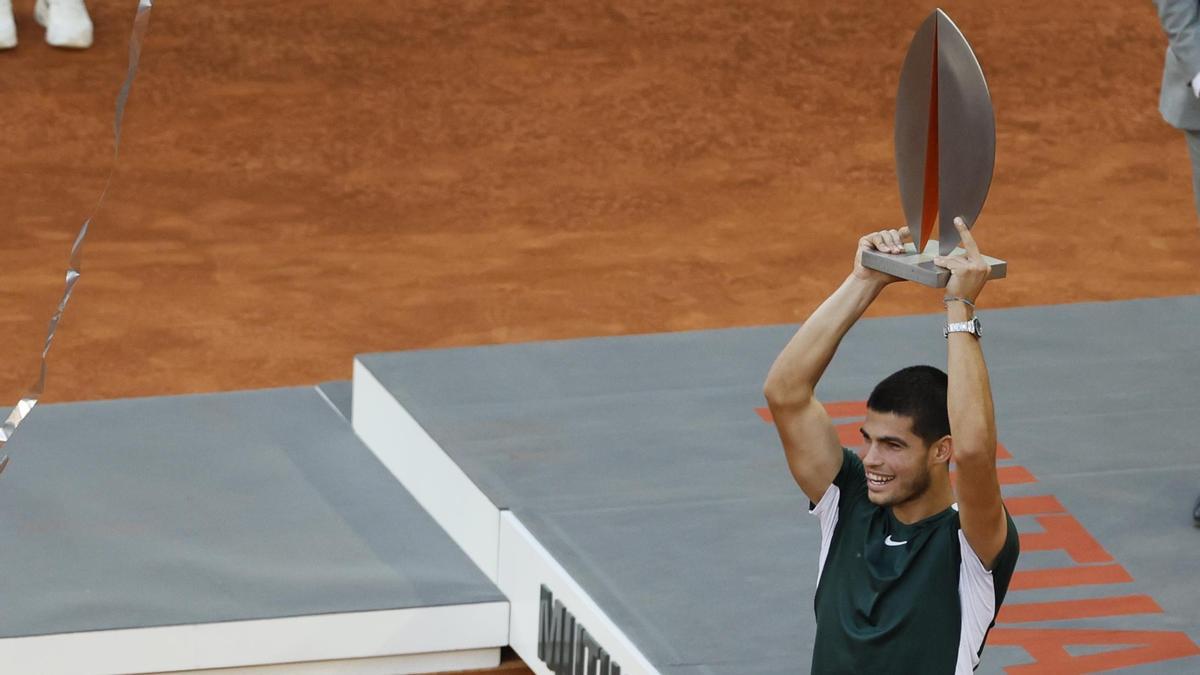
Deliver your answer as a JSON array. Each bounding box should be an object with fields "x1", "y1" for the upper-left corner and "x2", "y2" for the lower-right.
[
  {"x1": 1157, "y1": 0, "x2": 1200, "y2": 74},
  {"x1": 1155, "y1": 0, "x2": 1200, "y2": 128}
]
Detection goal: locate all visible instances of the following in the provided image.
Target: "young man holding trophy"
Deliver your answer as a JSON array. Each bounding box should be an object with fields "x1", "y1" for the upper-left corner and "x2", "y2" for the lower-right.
[{"x1": 763, "y1": 220, "x2": 1019, "y2": 673}]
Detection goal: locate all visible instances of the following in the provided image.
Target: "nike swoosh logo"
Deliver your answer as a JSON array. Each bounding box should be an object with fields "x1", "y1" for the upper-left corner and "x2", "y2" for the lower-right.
[{"x1": 884, "y1": 535, "x2": 908, "y2": 547}]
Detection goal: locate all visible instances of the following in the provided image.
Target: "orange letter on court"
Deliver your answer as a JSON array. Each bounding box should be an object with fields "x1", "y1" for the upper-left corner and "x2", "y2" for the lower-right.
[
  {"x1": 1019, "y1": 514, "x2": 1112, "y2": 564},
  {"x1": 988, "y1": 627, "x2": 1200, "y2": 674}
]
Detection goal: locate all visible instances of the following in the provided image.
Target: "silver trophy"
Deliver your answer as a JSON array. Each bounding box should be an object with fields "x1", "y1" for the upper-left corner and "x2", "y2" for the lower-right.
[{"x1": 861, "y1": 8, "x2": 1007, "y2": 287}]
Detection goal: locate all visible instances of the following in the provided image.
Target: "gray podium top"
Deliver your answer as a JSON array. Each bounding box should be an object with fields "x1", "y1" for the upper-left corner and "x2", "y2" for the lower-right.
[
  {"x1": 0, "y1": 386, "x2": 502, "y2": 639},
  {"x1": 359, "y1": 296, "x2": 1200, "y2": 674}
]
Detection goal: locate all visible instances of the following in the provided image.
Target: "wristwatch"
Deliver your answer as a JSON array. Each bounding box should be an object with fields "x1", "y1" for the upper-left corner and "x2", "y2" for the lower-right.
[{"x1": 944, "y1": 316, "x2": 982, "y2": 339}]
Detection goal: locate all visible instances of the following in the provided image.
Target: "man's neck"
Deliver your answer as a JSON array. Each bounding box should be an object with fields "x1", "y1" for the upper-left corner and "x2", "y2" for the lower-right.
[{"x1": 891, "y1": 477, "x2": 955, "y2": 524}]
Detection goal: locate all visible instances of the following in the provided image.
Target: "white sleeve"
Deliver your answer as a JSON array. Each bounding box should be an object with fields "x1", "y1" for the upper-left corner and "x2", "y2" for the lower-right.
[
  {"x1": 809, "y1": 483, "x2": 841, "y2": 584},
  {"x1": 955, "y1": 529, "x2": 997, "y2": 674}
]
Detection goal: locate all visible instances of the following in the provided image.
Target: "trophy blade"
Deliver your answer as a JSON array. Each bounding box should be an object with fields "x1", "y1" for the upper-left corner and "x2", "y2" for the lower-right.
[
  {"x1": 936, "y1": 9, "x2": 995, "y2": 255},
  {"x1": 869, "y1": 9, "x2": 1005, "y2": 287},
  {"x1": 894, "y1": 11, "x2": 938, "y2": 249}
]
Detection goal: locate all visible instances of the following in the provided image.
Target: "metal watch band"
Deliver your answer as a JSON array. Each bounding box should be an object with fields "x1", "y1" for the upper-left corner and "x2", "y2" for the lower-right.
[{"x1": 943, "y1": 317, "x2": 981, "y2": 339}]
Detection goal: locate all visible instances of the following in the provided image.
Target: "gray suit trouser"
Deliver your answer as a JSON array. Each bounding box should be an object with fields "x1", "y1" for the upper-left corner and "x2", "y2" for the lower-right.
[
  {"x1": 1186, "y1": 130, "x2": 1200, "y2": 217},
  {"x1": 1154, "y1": 0, "x2": 1200, "y2": 217}
]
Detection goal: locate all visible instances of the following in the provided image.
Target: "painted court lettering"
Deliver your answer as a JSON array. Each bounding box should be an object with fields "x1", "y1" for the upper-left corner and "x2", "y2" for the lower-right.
[
  {"x1": 1008, "y1": 563, "x2": 1133, "y2": 591},
  {"x1": 1018, "y1": 514, "x2": 1112, "y2": 564},
  {"x1": 756, "y1": 400, "x2": 1200, "y2": 670},
  {"x1": 987, "y1": 628, "x2": 1200, "y2": 674},
  {"x1": 997, "y1": 595, "x2": 1161, "y2": 623}
]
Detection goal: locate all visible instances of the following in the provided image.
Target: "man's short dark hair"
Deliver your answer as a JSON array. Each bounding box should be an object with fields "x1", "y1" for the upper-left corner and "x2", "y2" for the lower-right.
[{"x1": 866, "y1": 365, "x2": 951, "y2": 445}]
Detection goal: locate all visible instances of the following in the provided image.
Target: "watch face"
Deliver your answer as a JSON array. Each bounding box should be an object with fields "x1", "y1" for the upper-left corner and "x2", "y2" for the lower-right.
[{"x1": 972, "y1": 316, "x2": 982, "y2": 337}]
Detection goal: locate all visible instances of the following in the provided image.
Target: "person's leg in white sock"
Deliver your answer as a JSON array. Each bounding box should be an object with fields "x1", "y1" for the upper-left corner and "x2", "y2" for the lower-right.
[
  {"x1": 35, "y1": 0, "x2": 93, "y2": 49},
  {"x1": 0, "y1": 0, "x2": 17, "y2": 50}
]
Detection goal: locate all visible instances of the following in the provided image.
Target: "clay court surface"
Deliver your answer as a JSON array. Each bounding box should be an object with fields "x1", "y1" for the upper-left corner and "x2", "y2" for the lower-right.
[
  {"x1": 2, "y1": 0, "x2": 1199, "y2": 405},
  {"x1": 1, "y1": 2, "x2": 1198, "y2": 673}
]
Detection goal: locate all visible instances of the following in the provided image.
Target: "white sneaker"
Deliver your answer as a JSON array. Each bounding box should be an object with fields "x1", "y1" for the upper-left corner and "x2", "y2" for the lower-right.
[
  {"x1": 0, "y1": 0, "x2": 16, "y2": 50},
  {"x1": 35, "y1": 0, "x2": 93, "y2": 49}
]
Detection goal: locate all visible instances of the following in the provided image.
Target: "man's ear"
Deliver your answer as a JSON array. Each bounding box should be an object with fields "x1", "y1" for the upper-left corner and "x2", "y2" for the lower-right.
[{"x1": 931, "y1": 435, "x2": 954, "y2": 465}]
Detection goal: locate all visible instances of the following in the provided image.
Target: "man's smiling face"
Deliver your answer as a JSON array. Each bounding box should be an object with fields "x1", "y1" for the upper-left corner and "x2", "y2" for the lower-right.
[{"x1": 859, "y1": 409, "x2": 942, "y2": 508}]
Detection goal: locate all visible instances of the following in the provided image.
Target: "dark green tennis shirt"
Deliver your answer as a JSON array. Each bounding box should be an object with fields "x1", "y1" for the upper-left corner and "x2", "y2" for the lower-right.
[{"x1": 809, "y1": 448, "x2": 1019, "y2": 674}]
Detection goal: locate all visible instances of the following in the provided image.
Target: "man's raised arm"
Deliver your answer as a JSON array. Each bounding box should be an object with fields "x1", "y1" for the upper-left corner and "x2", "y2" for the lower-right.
[
  {"x1": 764, "y1": 228, "x2": 907, "y2": 504},
  {"x1": 934, "y1": 218, "x2": 1009, "y2": 569}
]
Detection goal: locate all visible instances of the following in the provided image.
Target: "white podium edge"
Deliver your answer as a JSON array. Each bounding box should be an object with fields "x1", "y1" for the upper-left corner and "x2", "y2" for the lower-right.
[
  {"x1": 352, "y1": 358, "x2": 502, "y2": 581},
  {"x1": 0, "y1": 602, "x2": 508, "y2": 675},
  {"x1": 351, "y1": 357, "x2": 662, "y2": 674},
  {"x1": 498, "y1": 512, "x2": 662, "y2": 675}
]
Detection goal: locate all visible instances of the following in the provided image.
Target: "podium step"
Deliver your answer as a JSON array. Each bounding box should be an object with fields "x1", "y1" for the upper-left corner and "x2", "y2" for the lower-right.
[
  {"x1": 352, "y1": 297, "x2": 1200, "y2": 675},
  {"x1": 436, "y1": 647, "x2": 533, "y2": 674},
  {"x1": 0, "y1": 386, "x2": 508, "y2": 674}
]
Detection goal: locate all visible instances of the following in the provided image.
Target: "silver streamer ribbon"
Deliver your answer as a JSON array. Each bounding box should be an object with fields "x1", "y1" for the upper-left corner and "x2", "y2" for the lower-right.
[{"x1": 0, "y1": 0, "x2": 154, "y2": 475}]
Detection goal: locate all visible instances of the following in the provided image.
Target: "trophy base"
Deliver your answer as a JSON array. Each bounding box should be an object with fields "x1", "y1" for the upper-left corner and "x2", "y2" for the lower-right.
[{"x1": 861, "y1": 242, "x2": 1006, "y2": 288}]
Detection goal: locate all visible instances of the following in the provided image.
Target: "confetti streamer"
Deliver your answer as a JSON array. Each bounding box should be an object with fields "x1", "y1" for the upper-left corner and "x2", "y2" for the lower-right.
[{"x1": 0, "y1": 0, "x2": 154, "y2": 475}]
